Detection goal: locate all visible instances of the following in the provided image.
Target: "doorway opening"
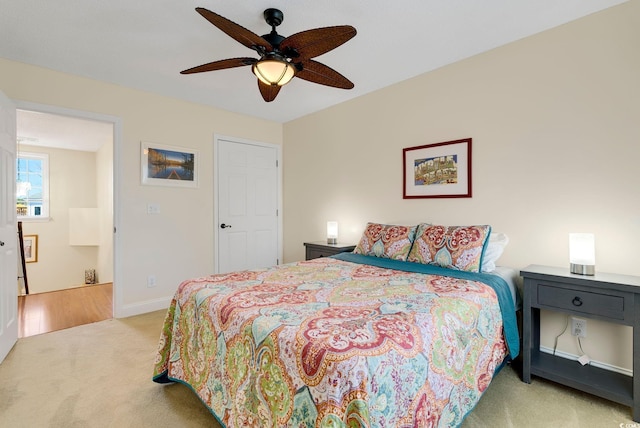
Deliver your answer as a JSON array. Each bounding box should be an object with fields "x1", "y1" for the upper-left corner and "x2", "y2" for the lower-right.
[{"x1": 16, "y1": 106, "x2": 116, "y2": 337}]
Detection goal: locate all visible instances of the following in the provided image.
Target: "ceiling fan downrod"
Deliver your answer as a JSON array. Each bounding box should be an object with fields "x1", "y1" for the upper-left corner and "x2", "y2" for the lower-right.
[{"x1": 262, "y1": 8, "x2": 285, "y2": 48}]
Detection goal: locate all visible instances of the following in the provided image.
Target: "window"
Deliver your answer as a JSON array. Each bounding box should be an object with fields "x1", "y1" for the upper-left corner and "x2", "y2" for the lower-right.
[{"x1": 16, "y1": 151, "x2": 49, "y2": 219}]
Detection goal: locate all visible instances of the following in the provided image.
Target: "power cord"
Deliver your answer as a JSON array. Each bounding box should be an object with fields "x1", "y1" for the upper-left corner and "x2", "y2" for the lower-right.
[
  {"x1": 552, "y1": 315, "x2": 569, "y2": 356},
  {"x1": 577, "y1": 337, "x2": 591, "y2": 366},
  {"x1": 577, "y1": 336, "x2": 585, "y2": 355}
]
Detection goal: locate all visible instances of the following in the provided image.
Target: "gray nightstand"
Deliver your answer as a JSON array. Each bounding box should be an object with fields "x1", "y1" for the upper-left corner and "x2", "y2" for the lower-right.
[
  {"x1": 520, "y1": 264, "x2": 640, "y2": 421},
  {"x1": 303, "y1": 241, "x2": 356, "y2": 260}
]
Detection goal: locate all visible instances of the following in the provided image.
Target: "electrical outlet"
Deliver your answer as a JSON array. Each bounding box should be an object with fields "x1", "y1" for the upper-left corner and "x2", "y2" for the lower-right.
[
  {"x1": 571, "y1": 317, "x2": 587, "y2": 338},
  {"x1": 147, "y1": 275, "x2": 157, "y2": 288}
]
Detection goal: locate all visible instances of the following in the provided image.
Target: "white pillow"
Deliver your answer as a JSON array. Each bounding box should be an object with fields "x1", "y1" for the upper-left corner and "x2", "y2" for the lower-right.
[{"x1": 481, "y1": 233, "x2": 509, "y2": 272}]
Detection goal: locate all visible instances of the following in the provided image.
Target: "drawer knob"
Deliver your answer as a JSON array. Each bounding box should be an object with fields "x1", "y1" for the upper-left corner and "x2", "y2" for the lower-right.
[{"x1": 572, "y1": 296, "x2": 583, "y2": 307}]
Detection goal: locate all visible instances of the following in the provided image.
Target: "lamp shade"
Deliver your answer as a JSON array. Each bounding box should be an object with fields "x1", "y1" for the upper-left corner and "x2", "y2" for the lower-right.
[
  {"x1": 327, "y1": 221, "x2": 338, "y2": 245},
  {"x1": 252, "y1": 58, "x2": 295, "y2": 86},
  {"x1": 569, "y1": 233, "x2": 595, "y2": 275}
]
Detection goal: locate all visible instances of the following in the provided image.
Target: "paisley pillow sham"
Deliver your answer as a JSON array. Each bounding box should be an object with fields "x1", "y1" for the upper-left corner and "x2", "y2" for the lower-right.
[
  {"x1": 353, "y1": 222, "x2": 417, "y2": 261},
  {"x1": 407, "y1": 223, "x2": 491, "y2": 272}
]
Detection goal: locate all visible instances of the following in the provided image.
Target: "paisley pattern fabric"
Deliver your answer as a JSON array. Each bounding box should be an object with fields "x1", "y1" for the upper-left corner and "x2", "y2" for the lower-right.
[
  {"x1": 154, "y1": 257, "x2": 509, "y2": 427},
  {"x1": 407, "y1": 224, "x2": 491, "y2": 273},
  {"x1": 353, "y1": 222, "x2": 417, "y2": 260}
]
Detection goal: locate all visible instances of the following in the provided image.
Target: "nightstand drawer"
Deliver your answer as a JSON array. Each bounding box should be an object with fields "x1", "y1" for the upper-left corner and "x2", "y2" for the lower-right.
[
  {"x1": 304, "y1": 242, "x2": 356, "y2": 261},
  {"x1": 307, "y1": 248, "x2": 338, "y2": 259},
  {"x1": 537, "y1": 283, "x2": 627, "y2": 320}
]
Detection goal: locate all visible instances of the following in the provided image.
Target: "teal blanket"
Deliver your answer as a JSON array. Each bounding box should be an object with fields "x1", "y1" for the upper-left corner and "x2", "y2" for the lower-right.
[{"x1": 333, "y1": 252, "x2": 520, "y2": 359}]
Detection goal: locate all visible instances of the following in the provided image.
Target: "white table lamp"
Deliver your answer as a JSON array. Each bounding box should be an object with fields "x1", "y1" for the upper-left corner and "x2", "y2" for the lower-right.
[
  {"x1": 569, "y1": 233, "x2": 595, "y2": 275},
  {"x1": 327, "y1": 221, "x2": 338, "y2": 245}
]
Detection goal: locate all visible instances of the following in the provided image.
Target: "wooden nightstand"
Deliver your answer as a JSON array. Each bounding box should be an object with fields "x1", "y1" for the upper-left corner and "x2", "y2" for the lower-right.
[
  {"x1": 303, "y1": 242, "x2": 356, "y2": 261},
  {"x1": 520, "y1": 264, "x2": 640, "y2": 421}
]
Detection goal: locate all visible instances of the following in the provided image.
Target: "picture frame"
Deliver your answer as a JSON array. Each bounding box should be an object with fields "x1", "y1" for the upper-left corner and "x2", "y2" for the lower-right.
[
  {"x1": 403, "y1": 138, "x2": 472, "y2": 199},
  {"x1": 23, "y1": 234, "x2": 38, "y2": 263},
  {"x1": 141, "y1": 142, "x2": 199, "y2": 188}
]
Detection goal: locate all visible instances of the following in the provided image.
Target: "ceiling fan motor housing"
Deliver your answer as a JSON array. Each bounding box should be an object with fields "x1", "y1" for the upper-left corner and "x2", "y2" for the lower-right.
[{"x1": 261, "y1": 32, "x2": 285, "y2": 48}]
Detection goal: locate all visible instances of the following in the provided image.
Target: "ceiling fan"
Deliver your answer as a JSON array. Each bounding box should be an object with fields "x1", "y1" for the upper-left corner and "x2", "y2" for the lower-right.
[{"x1": 181, "y1": 7, "x2": 357, "y2": 102}]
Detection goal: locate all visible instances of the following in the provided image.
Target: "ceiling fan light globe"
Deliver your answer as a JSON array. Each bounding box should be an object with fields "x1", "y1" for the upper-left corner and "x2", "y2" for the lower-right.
[{"x1": 252, "y1": 59, "x2": 295, "y2": 86}]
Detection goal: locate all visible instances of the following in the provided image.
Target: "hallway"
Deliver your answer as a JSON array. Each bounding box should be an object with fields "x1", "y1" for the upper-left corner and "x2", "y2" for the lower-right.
[{"x1": 18, "y1": 283, "x2": 112, "y2": 338}]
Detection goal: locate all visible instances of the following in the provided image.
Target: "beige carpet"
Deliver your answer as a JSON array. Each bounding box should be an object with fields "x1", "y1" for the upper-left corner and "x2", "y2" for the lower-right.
[{"x1": 0, "y1": 310, "x2": 635, "y2": 427}]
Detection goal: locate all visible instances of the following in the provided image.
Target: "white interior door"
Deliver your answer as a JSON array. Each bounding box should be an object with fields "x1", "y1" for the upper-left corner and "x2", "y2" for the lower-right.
[
  {"x1": 216, "y1": 137, "x2": 280, "y2": 273},
  {"x1": 0, "y1": 91, "x2": 18, "y2": 364}
]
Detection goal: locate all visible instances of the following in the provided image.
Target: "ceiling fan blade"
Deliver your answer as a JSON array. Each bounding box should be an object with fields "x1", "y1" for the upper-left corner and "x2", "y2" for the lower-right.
[
  {"x1": 257, "y1": 80, "x2": 281, "y2": 102},
  {"x1": 280, "y1": 26, "x2": 356, "y2": 60},
  {"x1": 295, "y1": 60, "x2": 354, "y2": 89},
  {"x1": 195, "y1": 7, "x2": 272, "y2": 52},
  {"x1": 180, "y1": 57, "x2": 257, "y2": 74}
]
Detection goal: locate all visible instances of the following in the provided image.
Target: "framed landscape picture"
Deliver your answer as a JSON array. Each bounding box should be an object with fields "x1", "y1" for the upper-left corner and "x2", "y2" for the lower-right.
[
  {"x1": 141, "y1": 142, "x2": 199, "y2": 188},
  {"x1": 403, "y1": 138, "x2": 472, "y2": 199}
]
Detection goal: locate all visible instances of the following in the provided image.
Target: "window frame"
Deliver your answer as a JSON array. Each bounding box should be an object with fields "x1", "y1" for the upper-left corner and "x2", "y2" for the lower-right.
[{"x1": 16, "y1": 151, "x2": 50, "y2": 221}]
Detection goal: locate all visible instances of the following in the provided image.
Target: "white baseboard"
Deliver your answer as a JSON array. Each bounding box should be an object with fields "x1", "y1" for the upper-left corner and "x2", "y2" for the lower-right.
[
  {"x1": 115, "y1": 296, "x2": 172, "y2": 318},
  {"x1": 539, "y1": 345, "x2": 632, "y2": 377}
]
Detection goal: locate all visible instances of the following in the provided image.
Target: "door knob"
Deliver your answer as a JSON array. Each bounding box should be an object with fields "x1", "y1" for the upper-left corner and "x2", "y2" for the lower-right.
[
  {"x1": 220, "y1": 223, "x2": 232, "y2": 229},
  {"x1": 0, "y1": 241, "x2": 4, "y2": 246}
]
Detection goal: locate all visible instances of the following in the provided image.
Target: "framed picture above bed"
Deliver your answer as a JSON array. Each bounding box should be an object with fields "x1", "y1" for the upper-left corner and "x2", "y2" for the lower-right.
[
  {"x1": 403, "y1": 138, "x2": 472, "y2": 199},
  {"x1": 141, "y1": 142, "x2": 199, "y2": 188}
]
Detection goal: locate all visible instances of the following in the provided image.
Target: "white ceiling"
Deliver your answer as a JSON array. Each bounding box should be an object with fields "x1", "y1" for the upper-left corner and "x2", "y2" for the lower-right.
[
  {"x1": 2, "y1": 0, "x2": 626, "y2": 131},
  {"x1": 16, "y1": 110, "x2": 113, "y2": 152}
]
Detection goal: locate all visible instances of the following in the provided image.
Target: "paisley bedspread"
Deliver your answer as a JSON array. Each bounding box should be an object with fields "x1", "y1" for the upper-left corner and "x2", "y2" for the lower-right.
[{"x1": 153, "y1": 255, "x2": 518, "y2": 427}]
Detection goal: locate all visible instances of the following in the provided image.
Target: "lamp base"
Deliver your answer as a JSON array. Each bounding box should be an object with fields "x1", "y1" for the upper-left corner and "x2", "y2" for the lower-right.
[
  {"x1": 327, "y1": 238, "x2": 337, "y2": 245},
  {"x1": 570, "y1": 263, "x2": 595, "y2": 276}
]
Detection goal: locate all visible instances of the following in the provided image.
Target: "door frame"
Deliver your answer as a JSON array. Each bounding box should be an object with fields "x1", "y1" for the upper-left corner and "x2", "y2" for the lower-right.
[
  {"x1": 14, "y1": 100, "x2": 123, "y2": 317},
  {"x1": 213, "y1": 134, "x2": 283, "y2": 273}
]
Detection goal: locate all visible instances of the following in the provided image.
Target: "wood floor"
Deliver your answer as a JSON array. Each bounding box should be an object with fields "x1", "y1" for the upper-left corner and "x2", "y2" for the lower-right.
[{"x1": 18, "y1": 283, "x2": 113, "y2": 338}]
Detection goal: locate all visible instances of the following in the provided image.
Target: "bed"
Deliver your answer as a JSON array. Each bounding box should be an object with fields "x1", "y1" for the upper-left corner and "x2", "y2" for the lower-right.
[{"x1": 153, "y1": 223, "x2": 519, "y2": 427}]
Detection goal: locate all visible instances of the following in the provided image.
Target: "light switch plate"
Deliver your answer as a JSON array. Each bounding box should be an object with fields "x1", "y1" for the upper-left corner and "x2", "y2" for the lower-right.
[{"x1": 147, "y1": 203, "x2": 160, "y2": 214}]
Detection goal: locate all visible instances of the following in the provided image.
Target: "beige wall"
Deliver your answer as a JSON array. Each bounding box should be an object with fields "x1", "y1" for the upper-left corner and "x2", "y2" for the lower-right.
[
  {"x1": 284, "y1": 1, "x2": 639, "y2": 371},
  {"x1": 19, "y1": 145, "x2": 99, "y2": 293},
  {"x1": 96, "y1": 137, "x2": 114, "y2": 284},
  {"x1": 1, "y1": 57, "x2": 283, "y2": 315}
]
